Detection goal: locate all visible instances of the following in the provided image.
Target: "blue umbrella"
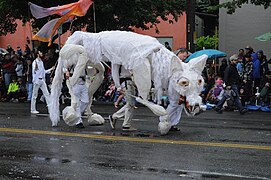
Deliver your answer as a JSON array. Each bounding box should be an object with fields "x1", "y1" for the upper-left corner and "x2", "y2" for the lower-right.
[{"x1": 185, "y1": 49, "x2": 227, "y2": 62}]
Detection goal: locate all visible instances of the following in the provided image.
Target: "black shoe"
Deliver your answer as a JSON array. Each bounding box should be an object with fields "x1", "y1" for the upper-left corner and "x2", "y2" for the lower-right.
[
  {"x1": 240, "y1": 108, "x2": 248, "y2": 115},
  {"x1": 122, "y1": 126, "x2": 137, "y2": 131},
  {"x1": 169, "y1": 126, "x2": 180, "y2": 131},
  {"x1": 75, "y1": 123, "x2": 85, "y2": 129},
  {"x1": 215, "y1": 108, "x2": 223, "y2": 114},
  {"x1": 109, "y1": 115, "x2": 116, "y2": 129}
]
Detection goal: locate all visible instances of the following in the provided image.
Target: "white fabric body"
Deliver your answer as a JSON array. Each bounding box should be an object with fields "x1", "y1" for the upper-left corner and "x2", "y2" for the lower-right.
[
  {"x1": 60, "y1": 31, "x2": 208, "y2": 134},
  {"x1": 112, "y1": 80, "x2": 136, "y2": 128},
  {"x1": 31, "y1": 79, "x2": 50, "y2": 112},
  {"x1": 66, "y1": 31, "x2": 163, "y2": 70},
  {"x1": 159, "y1": 98, "x2": 184, "y2": 126}
]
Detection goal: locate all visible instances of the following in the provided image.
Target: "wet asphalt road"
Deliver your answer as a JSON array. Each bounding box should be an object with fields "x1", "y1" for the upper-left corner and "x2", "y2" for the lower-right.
[{"x1": 0, "y1": 102, "x2": 271, "y2": 180}]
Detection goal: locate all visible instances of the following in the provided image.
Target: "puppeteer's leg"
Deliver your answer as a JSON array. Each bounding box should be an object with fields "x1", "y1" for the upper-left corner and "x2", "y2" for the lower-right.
[
  {"x1": 132, "y1": 60, "x2": 151, "y2": 100},
  {"x1": 72, "y1": 84, "x2": 89, "y2": 125},
  {"x1": 122, "y1": 81, "x2": 136, "y2": 129},
  {"x1": 111, "y1": 80, "x2": 136, "y2": 130}
]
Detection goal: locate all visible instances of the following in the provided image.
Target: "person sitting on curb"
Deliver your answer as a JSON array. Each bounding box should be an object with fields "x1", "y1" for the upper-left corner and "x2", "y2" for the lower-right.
[
  {"x1": 6, "y1": 76, "x2": 19, "y2": 102},
  {"x1": 215, "y1": 54, "x2": 248, "y2": 114}
]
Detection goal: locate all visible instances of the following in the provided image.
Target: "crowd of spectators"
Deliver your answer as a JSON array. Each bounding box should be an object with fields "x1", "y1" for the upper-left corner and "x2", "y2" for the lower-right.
[
  {"x1": 203, "y1": 46, "x2": 271, "y2": 112},
  {"x1": 0, "y1": 44, "x2": 57, "y2": 103}
]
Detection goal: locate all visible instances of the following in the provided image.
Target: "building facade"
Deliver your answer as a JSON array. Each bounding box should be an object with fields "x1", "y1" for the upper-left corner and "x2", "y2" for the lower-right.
[
  {"x1": 219, "y1": 1, "x2": 271, "y2": 58},
  {"x1": 0, "y1": 15, "x2": 187, "y2": 52}
]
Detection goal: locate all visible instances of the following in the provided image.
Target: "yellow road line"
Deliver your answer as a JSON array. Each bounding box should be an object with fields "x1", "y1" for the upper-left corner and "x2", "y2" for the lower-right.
[{"x1": 0, "y1": 127, "x2": 271, "y2": 151}]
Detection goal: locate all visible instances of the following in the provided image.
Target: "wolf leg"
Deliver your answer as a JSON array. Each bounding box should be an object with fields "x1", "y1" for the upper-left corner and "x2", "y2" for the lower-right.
[{"x1": 132, "y1": 59, "x2": 152, "y2": 100}]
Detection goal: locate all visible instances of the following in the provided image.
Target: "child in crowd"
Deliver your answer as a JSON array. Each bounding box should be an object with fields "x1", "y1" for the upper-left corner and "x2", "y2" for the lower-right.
[
  {"x1": 17, "y1": 78, "x2": 27, "y2": 102},
  {"x1": 206, "y1": 77, "x2": 224, "y2": 104},
  {"x1": 104, "y1": 81, "x2": 115, "y2": 98},
  {"x1": 6, "y1": 77, "x2": 19, "y2": 102}
]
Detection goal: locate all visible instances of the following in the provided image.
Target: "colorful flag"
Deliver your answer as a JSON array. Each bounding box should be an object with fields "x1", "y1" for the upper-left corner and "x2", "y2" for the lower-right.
[{"x1": 29, "y1": 0, "x2": 93, "y2": 46}]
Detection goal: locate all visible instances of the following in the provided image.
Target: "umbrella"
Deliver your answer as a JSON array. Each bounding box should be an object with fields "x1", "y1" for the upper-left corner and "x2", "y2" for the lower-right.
[
  {"x1": 255, "y1": 32, "x2": 271, "y2": 42},
  {"x1": 185, "y1": 49, "x2": 227, "y2": 62}
]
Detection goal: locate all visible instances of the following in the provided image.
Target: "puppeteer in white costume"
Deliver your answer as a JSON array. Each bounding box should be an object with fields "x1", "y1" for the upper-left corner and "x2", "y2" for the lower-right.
[
  {"x1": 49, "y1": 44, "x2": 105, "y2": 127},
  {"x1": 49, "y1": 31, "x2": 208, "y2": 135}
]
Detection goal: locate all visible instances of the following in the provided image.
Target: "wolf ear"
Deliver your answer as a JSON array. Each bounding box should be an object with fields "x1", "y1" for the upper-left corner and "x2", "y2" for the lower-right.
[
  {"x1": 187, "y1": 54, "x2": 208, "y2": 73},
  {"x1": 170, "y1": 56, "x2": 185, "y2": 77}
]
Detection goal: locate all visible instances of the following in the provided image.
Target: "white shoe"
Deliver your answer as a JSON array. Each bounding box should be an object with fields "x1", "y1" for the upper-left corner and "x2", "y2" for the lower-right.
[{"x1": 31, "y1": 110, "x2": 39, "y2": 114}]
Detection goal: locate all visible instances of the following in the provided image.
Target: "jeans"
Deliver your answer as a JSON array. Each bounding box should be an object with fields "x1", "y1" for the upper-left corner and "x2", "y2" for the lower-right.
[
  {"x1": 26, "y1": 82, "x2": 33, "y2": 101},
  {"x1": 4, "y1": 73, "x2": 11, "y2": 88},
  {"x1": 216, "y1": 85, "x2": 243, "y2": 111}
]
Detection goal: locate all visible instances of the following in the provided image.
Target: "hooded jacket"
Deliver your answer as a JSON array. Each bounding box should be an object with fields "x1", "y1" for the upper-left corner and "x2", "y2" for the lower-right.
[{"x1": 251, "y1": 53, "x2": 261, "y2": 79}]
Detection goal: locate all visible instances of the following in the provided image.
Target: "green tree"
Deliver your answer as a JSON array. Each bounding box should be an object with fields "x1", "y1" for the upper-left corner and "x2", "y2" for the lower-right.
[
  {"x1": 195, "y1": 33, "x2": 218, "y2": 50},
  {"x1": 0, "y1": 0, "x2": 186, "y2": 36},
  {"x1": 196, "y1": 0, "x2": 219, "y2": 14}
]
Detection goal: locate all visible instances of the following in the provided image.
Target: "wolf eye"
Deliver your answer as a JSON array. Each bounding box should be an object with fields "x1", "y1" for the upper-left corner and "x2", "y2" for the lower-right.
[
  {"x1": 178, "y1": 80, "x2": 189, "y2": 86},
  {"x1": 198, "y1": 79, "x2": 202, "y2": 85}
]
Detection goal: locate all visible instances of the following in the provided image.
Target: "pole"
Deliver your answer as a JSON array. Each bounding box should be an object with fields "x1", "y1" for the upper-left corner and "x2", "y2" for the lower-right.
[
  {"x1": 93, "y1": 1, "x2": 97, "y2": 33},
  {"x1": 186, "y1": 0, "x2": 196, "y2": 52},
  {"x1": 58, "y1": 25, "x2": 62, "y2": 50}
]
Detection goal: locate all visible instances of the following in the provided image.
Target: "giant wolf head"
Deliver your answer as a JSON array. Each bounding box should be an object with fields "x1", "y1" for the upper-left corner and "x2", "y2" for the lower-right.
[{"x1": 170, "y1": 54, "x2": 208, "y2": 116}]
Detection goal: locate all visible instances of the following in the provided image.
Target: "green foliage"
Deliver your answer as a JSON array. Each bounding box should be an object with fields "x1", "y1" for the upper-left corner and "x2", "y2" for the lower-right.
[
  {"x1": 219, "y1": 0, "x2": 271, "y2": 14},
  {"x1": 195, "y1": 33, "x2": 218, "y2": 51},
  {"x1": 0, "y1": 0, "x2": 186, "y2": 36},
  {"x1": 196, "y1": 0, "x2": 219, "y2": 14}
]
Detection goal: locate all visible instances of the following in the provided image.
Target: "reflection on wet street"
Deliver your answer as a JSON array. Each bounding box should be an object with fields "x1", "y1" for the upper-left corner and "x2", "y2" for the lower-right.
[{"x1": 0, "y1": 102, "x2": 271, "y2": 179}]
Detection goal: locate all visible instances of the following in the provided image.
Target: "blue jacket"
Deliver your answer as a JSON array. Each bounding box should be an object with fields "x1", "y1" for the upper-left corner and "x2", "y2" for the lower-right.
[{"x1": 251, "y1": 53, "x2": 261, "y2": 79}]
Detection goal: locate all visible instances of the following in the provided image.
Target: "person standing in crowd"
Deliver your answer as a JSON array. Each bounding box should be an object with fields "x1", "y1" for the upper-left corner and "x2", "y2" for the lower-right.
[
  {"x1": 6, "y1": 44, "x2": 14, "y2": 54},
  {"x1": 251, "y1": 52, "x2": 261, "y2": 92},
  {"x1": 14, "y1": 55, "x2": 24, "y2": 79},
  {"x1": 244, "y1": 45, "x2": 254, "y2": 56},
  {"x1": 24, "y1": 44, "x2": 31, "y2": 56},
  {"x1": 257, "y1": 50, "x2": 269, "y2": 77},
  {"x1": 164, "y1": 42, "x2": 172, "y2": 51},
  {"x1": 25, "y1": 59, "x2": 33, "y2": 102},
  {"x1": 2, "y1": 53, "x2": 15, "y2": 89},
  {"x1": 215, "y1": 54, "x2": 247, "y2": 114},
  {"x1": 16, "y1": 46, "x2": 22, "y2": 56},
  {"x1": 109, "y1": 64, "x2": 137, "y2": 131},
  {"x1": 238, "y1": 49, "x2": 245, "y2": 60},
  {"x1": 219, "y1": 58, "x2": 228, "y2": 79},
  {"x1": 242, "y1": 54, "x2": 253, "y2": 104},
  {"x1": 31, "y1": 51, "x2": 54, "y2": 114}
]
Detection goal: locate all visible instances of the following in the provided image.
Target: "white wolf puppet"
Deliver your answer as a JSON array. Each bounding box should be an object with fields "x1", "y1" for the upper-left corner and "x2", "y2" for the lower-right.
[{"x1": 49, "y1": 31, "x2": 207, "y2": 135}]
